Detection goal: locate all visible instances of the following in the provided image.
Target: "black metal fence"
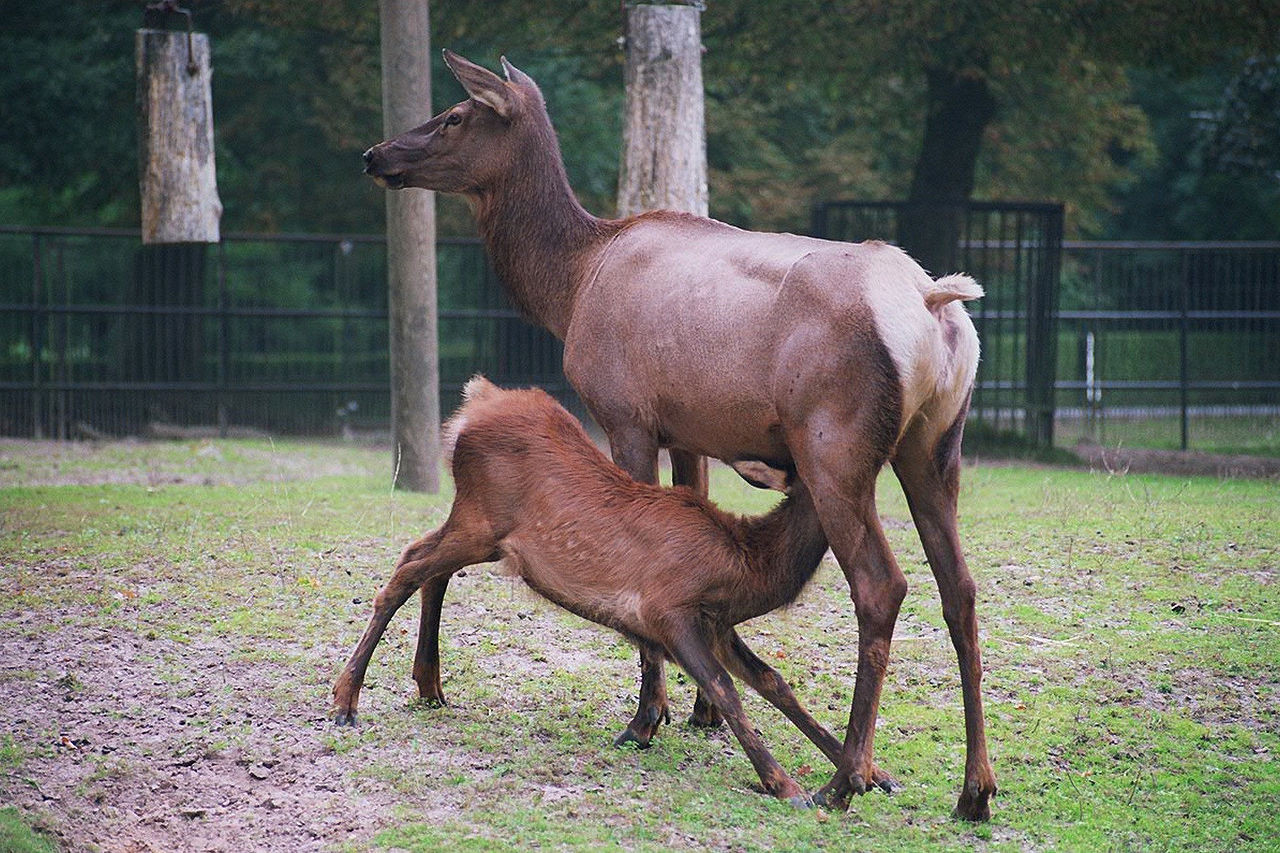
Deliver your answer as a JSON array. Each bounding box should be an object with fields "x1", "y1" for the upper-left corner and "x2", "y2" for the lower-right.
[
  {"x1": 3, "y1": 225, "x2": 1277, "y2": 456},
  {"x1": 0, "y1": 226, "x2": 575, "y2": 439},
  {"x1": 1057, "y1": 241, "x2": 1280, "y2": 454},
  {"x1": 811, "y1": 201, "x2": 1065, "y2": 449}
]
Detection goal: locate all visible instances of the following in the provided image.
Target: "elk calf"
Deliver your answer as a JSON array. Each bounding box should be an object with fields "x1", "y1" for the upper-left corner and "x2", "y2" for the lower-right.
[{"x1": 332, "y1": 377, "x2": 862, "y2": 805}]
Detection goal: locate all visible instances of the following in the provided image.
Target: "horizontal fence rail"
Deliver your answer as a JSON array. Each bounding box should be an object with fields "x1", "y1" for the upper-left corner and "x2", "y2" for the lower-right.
[
  {"x1": 1057, "y1": 240, "x2": 1280, "y2": 454},
  {"x1": 2, "y1": 225, "x2": 1277, "y2": 456}
]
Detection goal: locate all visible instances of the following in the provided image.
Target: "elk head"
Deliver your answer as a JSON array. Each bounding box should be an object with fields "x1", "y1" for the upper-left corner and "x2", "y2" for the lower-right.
[{"x1": 363, "y1": 50, "x2": 536, "y2": 194}]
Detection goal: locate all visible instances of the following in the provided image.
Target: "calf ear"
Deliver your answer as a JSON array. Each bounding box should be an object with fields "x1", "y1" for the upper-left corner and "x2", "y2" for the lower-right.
[
  {"x1": 443, "y1": 49, "x2": 514, "y2": 119},
  {"x1": 730, "y1": 460, "x2": 793, "y2": 493}
]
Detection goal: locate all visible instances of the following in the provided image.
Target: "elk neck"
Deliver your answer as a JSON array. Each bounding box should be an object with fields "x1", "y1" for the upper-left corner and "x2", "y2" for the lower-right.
[{"x1": 470, "y1": 123, "x2": 618, "y2": 340}]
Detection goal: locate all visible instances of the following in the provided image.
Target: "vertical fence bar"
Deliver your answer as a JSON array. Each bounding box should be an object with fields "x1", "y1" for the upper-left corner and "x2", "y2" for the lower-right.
[
  {"x1": 1180, "y1": 249, "x2": 1190, "y2": 451},
  {"x1": 31, "y1": 233, "x2": 45, "y2": 439},
  {"x1": 217, "y1": 239, "x2": 229, "y2": 436}
]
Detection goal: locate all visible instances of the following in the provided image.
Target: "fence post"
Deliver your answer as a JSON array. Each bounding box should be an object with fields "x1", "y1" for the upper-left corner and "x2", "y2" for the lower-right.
[
  {"x1": 31, "y1": 233, "x2": 44, "y2": 439},
  {"x1": 1180, "y1": 250, "x2": 1190, "y2": 451},
  {"x1": 217, "y1": 240, "x2": 229, "y2": 437}
]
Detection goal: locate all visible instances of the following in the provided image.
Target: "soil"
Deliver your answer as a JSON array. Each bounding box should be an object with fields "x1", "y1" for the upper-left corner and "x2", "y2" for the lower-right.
[
  {"x1": 0, "y1": 619, "x2": 407, "y2": 852},
  {"x1": 1070, "y1": 442, "x2": 1280, "y2": 480}
]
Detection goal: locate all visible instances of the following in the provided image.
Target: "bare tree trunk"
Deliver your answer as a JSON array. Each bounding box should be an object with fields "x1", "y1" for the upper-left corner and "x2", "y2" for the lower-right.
[
  {"x1": 135, "y1": 27, "x2": 220, "y2": 430},
  {"x1": 136, "y1": 28, "x2": 220, "y2": 243},
  {"x1": 381, "y1": 0, "x2": 440, "y2": 492},
  {"x1": 617, "y1": 3, "x2": 708, "y2": 217},
  {"x1": 899, "y1": 62, "x2": 997, "y2": 275}
]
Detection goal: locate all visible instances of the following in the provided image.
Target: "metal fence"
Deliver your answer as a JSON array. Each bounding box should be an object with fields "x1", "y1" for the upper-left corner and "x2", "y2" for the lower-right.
[
  {"x1": 1058, "y1": 241, "x2": 1280, "y2": 454},
  {"x1": 811, "y1": 201, "x2": 1065, "y2": 449},
  {"x1": 3, "y1": 225, "x2": 1276, "y2": 456},
  {"x1": 0, "y1": 226, "x2": 576, "y2": 439}
]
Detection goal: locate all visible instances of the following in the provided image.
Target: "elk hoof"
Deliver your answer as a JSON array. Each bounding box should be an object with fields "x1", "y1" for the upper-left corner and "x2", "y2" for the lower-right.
[
  {"x1": 613, "y1": 728, "x2": 652, "y2": 750},
  {"x1": 333, "y1": 710, "x2": 358, "y2": 727},
  {"x1": 952, "y1": 779, "x2": 995, "y2": 822}
]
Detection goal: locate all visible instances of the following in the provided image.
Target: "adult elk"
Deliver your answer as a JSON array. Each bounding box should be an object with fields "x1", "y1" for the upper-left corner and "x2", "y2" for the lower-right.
[
  {"x1": 362, "y1": 50, "x2": 995, "y2": 820},
  {"x1": 335, "y1": 377, "x2": 864, "y2": 805}
]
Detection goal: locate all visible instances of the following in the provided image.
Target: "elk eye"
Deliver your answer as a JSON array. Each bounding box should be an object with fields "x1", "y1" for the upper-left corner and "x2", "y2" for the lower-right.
[{"x1": 445, "y1": 113, "x2": 462, "y2": 126}]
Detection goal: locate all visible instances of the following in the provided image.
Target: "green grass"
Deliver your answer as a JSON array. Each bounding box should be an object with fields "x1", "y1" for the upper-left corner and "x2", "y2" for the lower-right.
[{"x1": 1, "y1": 439, "x2": 1277, "y2": 850}]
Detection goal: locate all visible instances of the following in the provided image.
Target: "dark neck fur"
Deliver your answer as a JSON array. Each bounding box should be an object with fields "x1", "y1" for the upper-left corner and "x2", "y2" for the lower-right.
[{"x1": 471, "y1": 112, "x2": 616, "y2": 339}]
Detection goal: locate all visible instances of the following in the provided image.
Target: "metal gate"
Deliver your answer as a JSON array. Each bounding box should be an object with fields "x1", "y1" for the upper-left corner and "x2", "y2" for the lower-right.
[{"x1": 810, "y1": 201, "x2": 1065, "y2": 449}]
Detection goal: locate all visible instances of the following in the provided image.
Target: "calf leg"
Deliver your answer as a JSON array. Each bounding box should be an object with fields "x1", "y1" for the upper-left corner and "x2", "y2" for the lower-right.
[
  {"x1": 332, "y1": 520, "x2": 495, "y2": 725},
  {"x1": 614, "y1": 641, "x2": 671, "y2": 748},
  {"x1": 605, "y1": 428, "x2": 680, "y2": 745},
  {"x1": 663, "y1": 620, "x2": 808, "y2": 805},
  {"x1": 670, "y1": 447, "x2": 722, "y2": 730},
  {"x1": 716, "y1": 629, "x2": 898, "y2": 792},
  {"x1": 411, "y1": 577, "x2": 451, "y2": 706},
  {"x1": 893, "y1": 408, "x2": 996, "y2": 821}
]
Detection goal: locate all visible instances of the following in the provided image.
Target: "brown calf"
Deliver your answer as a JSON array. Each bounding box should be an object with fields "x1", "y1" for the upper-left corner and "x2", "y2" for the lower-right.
[{"x1": 332, "y1": 377, "x2": 880, "y2": 805}]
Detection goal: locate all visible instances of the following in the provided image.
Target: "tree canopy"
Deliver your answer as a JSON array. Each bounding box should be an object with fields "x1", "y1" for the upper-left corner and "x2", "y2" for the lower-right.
[{"x1": 0, "y1": 0, "x2": 1274, "y2": 239}]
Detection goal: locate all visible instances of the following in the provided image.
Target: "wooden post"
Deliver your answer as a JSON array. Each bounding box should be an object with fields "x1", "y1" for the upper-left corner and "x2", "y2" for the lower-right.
[
  {"x1": 380, "y1": 0, "x2": 440, "y2": 492},
  {"x1": 136, "y1": 28, "x2": 221, "y2": 243},
  {"x1": 135, "y1": 22, "x2": 220, "y2": 433},
  {"x1": 617, "y1": 2, "x2": 708, "y2": 218}
]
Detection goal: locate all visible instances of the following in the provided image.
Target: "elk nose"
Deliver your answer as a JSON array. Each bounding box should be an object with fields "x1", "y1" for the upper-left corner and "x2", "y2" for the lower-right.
[{"x1": 362, "y1": 148, "x2": 376, "y2": 172}]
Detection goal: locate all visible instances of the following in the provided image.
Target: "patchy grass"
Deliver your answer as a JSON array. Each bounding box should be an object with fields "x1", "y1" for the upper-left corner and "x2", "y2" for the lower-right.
[{"x1": 0, "y1": 438, "x2": 1277, "y2": 851}]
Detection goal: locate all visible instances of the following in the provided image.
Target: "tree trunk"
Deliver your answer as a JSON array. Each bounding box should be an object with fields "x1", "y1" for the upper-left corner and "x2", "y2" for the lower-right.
[
  {"x1": 617, "y1": 3, "x2": 708, "y2": 217},
  {"x1": 899, "y1": 63, "x2": 997, "y2": 274},
  {"x1": 381, "y1": 0, "x2": 440, "y2": 493},
  {"x1": 136, "y1": 28, "x2": 221, "y2": 244}
]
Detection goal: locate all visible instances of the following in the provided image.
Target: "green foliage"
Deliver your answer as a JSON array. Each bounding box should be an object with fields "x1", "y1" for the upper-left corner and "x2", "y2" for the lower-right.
[
  {"x1": 1106, "y1": 66, "x2": 1280, "y2": 239},
  {"x1": 0, "y1": 1, "x2": 1275, "y2": 236}
]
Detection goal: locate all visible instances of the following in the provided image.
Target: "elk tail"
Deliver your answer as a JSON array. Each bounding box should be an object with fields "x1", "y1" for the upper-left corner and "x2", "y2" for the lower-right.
[{"x1": 923, "y1": 273, "x2": 984, "y2": 314}]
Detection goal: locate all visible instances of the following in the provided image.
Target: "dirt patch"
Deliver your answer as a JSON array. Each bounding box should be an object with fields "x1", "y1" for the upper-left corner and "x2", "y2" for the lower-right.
[
  {"x1": 0, "y1": 618, "x2": 415, "y2": 852},
  {"x1": 1073, "y1": 442, "x2": 1280, "y2": 479}
]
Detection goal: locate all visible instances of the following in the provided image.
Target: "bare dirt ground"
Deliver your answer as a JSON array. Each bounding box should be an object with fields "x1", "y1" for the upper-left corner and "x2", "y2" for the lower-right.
[
  {"x1": 1071, "y1": 441, "x2": 1280, "y2": 479},
  {"x1": 0, "y1": 618, "x2": 411, "y2": 852}
]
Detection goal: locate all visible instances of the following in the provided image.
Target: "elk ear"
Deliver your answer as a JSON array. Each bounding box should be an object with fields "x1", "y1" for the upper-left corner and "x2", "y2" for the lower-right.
[
  {"x1": 500, "y1": 56, "x2": 535, "y2": 87},
  {"x1": 443, "y1": 49, "x2": 513, "y2": 119}
]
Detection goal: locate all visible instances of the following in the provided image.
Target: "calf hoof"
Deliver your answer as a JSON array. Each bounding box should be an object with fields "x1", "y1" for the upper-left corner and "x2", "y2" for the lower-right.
[
  {"x1": 333, "y1": 710, "x2": 358, "y2": 727},
  {"x1": 786, "y1": 793, "x2": 813, "y2": 809},
  {"x1": 953, "y1": 779, "x2": 995, "y2": 822},
  {"x1": 811, "y1": 782, "x2": 850, "y2": 812},
  {"x1": 687, "y1": 696, "x2": 724, "y2": 729},
  {"x1": 871, "y1": 764, "x2": 901, "y2": 794}
]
